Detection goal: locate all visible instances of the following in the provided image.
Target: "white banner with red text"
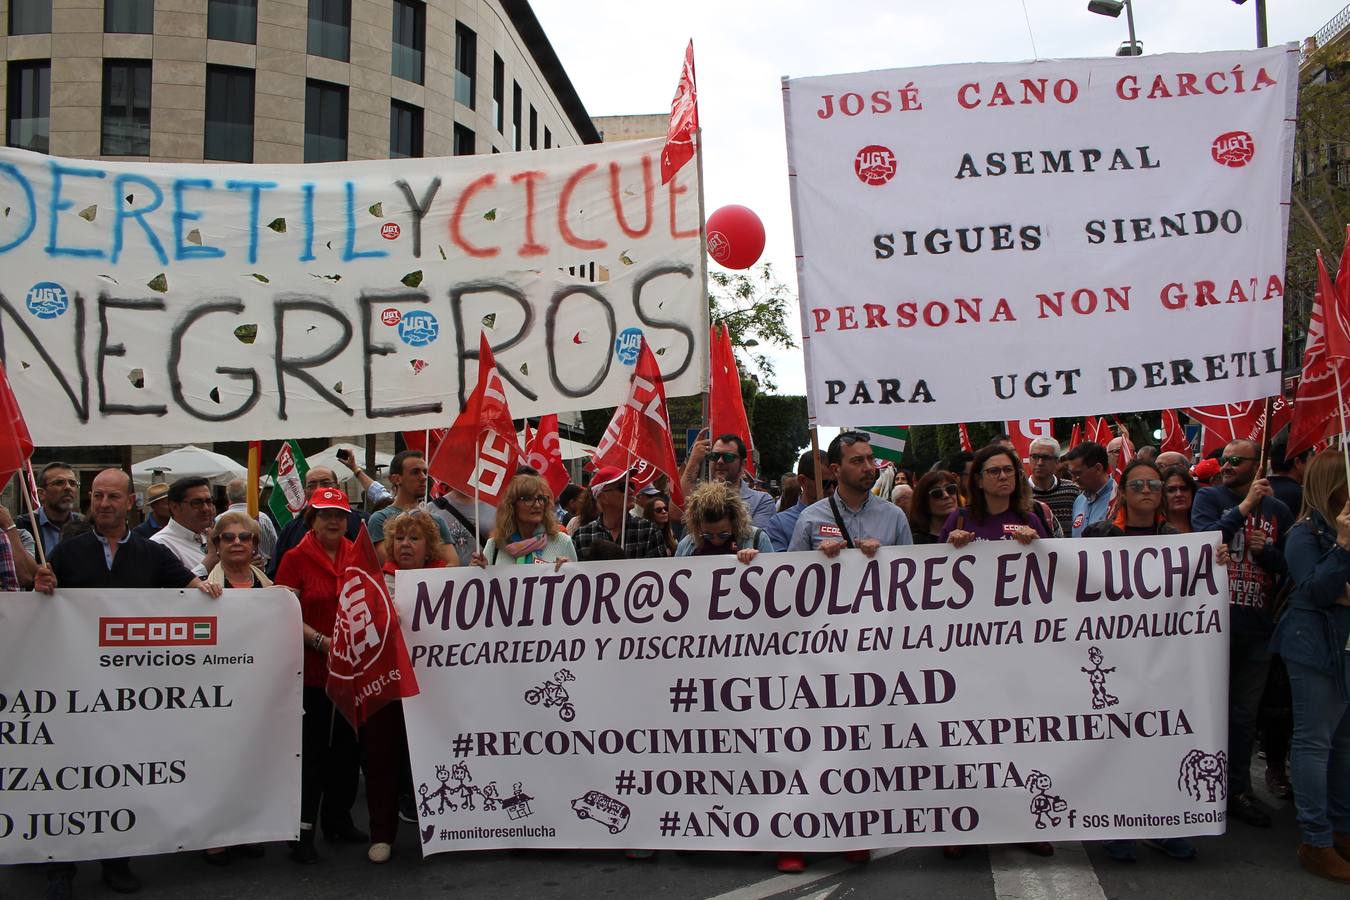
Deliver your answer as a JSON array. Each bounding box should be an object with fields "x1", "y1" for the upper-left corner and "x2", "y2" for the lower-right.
[
  {"x1": 0, "y1": 136, "x2": 705, "y2": 445},
  {"x1": 0, "y1": 588, "x2": 302, "y2": 863},
  {"x1": 396, "y1": 535, "x2": 1229, "y2": 853},
  {"x1": 784, "y1": 47, "x2": 1297, "y2": 426}
]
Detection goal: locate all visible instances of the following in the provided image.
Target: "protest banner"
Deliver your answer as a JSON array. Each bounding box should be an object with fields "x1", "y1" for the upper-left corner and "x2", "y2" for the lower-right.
[
  {"x1": 396, "y1": 535, "x2": 1228, "y2": 853},
  {"x1": 0, "y1": 136, "x2": 706, "y2": 445},
  {"x1": 784, "y1": 47, "x2": 1298, "y2": 426},
  {"x1": 0, "y1": 589, "x2": 302, "y2": 863}
]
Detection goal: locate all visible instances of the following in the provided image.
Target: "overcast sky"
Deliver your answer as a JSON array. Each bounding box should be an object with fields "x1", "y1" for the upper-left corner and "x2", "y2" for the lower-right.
[{"x1": 533, "y1": 0, "x2": 1342, "y2": 397}]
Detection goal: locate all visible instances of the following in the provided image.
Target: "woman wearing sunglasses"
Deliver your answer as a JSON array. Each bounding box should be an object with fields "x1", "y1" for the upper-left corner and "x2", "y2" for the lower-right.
[
  {"x1": 475, "y1": 474, "x2": 577, "y2": 567},
  {"x1": 1161, "y1": 465, "x2": 1198, "y2": 534},
  {"x1": 643, "y1": 493, "x2": 679, "y2": 556},
  {"x1": 674, "y1": 481, "x2": 773, "y2": 561},
  {"x1": 908, "y1": 471, "x2": 961, "y2": 544}
]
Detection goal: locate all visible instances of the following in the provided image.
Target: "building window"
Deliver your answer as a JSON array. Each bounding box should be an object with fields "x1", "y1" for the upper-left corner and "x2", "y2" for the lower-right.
[
  {"x1": 454, "y1": 21, "x2": 475, "y2": 108},
  {"x1": 307, "y1": 0, "x2": 348, "y2": 62},
  {"x1": 544, "y1": 127, "x2": 551, "y2": 150},
  {"x1": 208, "y1": 0, "x2": 255, "y2": 43},
  {"x1": 453, "y1": 123, "x2": 474, "y2": 156},
  {"x1": 389, "y1": 100, "x2": 422, "y2": 158},
  {"x1": 529, "y1": 106, "x2": 537, "y2": 150},
  {"x1": 511, "y1": 81, "x2": 521, "y2": 151},
  {"x1": 6, "y1": 60, "x2": 49, "y2": 153},
  {"x1": 102, "y1": 60, "x2": 151, "y2": 156},
  {"x1": 9, "y1": 0, "x2": 50, "y2": 35},
  {"x1": 392, "y1": 0, "x2": 423, "y2": 85},
  {"x1": 204, "y1": 65, "x2": 254, "y2": 162},
  {"x1": 305, "y1": 79, "x2": 347, "y2": 162},
  {"x1": 104, "y1": 0, "x2": 152, "y2": 33},
  {"x1": 492, "y1": 54, "x2": 504, "y2": 133}
]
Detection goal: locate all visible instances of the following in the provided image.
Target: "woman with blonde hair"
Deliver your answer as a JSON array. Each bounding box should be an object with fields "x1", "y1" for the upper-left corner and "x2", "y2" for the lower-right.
[
  {"x1": 207, "y1": 511, "x2": 271, "y2": 589},
  {"x1": 674, "y1": 481, "x2": 772, "y2": 562},
  {"x1": 475, "y1": 474, "x2": 577, "y2": 566},
  {"x1": 381, "y1": 509, "x2": 455, "y2": 591},
  {"x1": 1272, "y1": 449, "x2": 1350, "y2": 883}
]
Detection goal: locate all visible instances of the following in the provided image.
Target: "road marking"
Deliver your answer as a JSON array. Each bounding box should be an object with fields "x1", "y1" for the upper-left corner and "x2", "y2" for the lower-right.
[
  {"x1": 989, "y1": 842, "x2": 1107, "y2": 900},
  {"x1": 702, "y1": 848, "x2": 903, "y2": 900}
]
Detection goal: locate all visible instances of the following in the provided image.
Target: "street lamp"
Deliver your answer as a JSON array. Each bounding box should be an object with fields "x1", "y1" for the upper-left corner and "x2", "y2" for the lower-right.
[{"x1": 1088, "y1": 0, "x2": 1142, "y2": 57}]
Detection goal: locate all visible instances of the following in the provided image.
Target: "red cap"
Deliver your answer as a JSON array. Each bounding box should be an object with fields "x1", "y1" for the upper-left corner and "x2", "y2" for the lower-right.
[
  {"x1": 1192, "y1": 458, "x2": 1222, "y2": 482},
  {"x1": 310, "y1": 487, "x2": 351, "y2": 512},
  {"x1": 589, "y1": 465, "x2": 628, "y2": 494}
]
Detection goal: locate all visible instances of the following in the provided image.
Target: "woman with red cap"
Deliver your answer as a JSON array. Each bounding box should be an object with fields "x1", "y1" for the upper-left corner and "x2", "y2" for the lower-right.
[{"x1": 274, "y1": 487, "x2": 367, "y2": 863}]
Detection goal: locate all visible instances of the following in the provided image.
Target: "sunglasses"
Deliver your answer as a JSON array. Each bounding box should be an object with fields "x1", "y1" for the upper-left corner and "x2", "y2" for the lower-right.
[
  {"x1": 1029, "y1": 453, "x2": 1057, "y2": 462},
  {"x1": 1221, "y1": 455, "x2": 1256, "y2": 466},
  {"x1": 216, "y1": 531, "x2": 253, "y2": 543},
  {"x1": 184, "y1": 497, "x2": 215, "y2": 509},
  {"x1": 928, "y1": 484, "x2": 959, "y2": 500},
  {"x1": 651, "y1": 505, "x2": 668, "y2": 513},
  {"x1": 516, "y1": 495, "x2": 550, "y2": 505},
  {"x1": 701, "y1": 530, "x2": 734, "y2": 542},
  {"x1": 708, "y1": 451, "x2": 741, "y2": 464},
  {"x1": 1126, "y1": 479, "x2": 1164, "y2": 493}
]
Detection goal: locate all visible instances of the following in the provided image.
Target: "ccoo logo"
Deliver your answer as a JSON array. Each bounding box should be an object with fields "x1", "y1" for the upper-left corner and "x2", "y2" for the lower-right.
[{"x1": 100, "y1": 617, "x2": 217, "y2": 647}]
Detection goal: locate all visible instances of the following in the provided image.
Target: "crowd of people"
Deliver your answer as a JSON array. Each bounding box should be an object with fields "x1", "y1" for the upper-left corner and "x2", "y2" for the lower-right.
[{"x1": 11, "y1": 424, "x2": 1350, "y2": 896}]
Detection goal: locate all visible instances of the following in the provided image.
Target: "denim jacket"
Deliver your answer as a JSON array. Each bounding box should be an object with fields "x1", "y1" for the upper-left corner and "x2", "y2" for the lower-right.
[{"x1": 1270, "y1": 512, "x2": 1350, "y2": 699}]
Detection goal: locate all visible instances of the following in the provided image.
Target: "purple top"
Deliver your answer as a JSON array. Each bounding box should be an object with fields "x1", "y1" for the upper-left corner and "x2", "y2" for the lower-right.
[{"x1": 937, "y1": 507, "x2": 1049, "y2": 544}]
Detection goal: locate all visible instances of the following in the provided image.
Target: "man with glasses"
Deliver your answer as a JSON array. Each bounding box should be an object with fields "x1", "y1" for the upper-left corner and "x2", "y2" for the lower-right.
[
  {"x1": 23, "y1": 461, "x2": 83, "y2": 558},
  {"x1": 682, "y1": 431, "x2": 777, "y2": 529},
  {"x1": 1028, "y1": 438, "x2": 1077, "y2": 537},
  {"x1": 149, "y1": 476, "x2": 218, "y2": 578},
  {"x1": 788, "y1": 432, "x2": 912, "y2": 556},
  {"x1": 573, "y1": 466, "x2": 669, "y2": 559},
  {"x1": 767, "y1": 449, "x2": 832, "y2": 552},
  {"x1": 1192, "y1": 438, "x2": 1295, "y2": 829},
  {"x1": 1063, "y1": 442, "x2": 1115, "y2": 537},
  {"x1": 367, "y1": 450, "x2": 457, "y2": 565},
  {"x1": 267, "y1": 466, "x2": 369, "y2": 578}
]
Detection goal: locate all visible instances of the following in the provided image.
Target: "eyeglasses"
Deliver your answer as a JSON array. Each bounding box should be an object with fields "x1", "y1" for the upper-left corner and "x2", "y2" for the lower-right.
[
  {"x1": 1126, "y1": 479, "x2": 1164, "y2": 493},
  {"x1": 981, "y1": 465, "x2": 1016, "y2": 478},
  {"x1": 1164, "y1": 485, "x2": 1192, "y2": 495},
  {"x1": 928, "y1": 484, "x2": 959, "y2": 500},
  {"x1": 516, "y1": 495, "x2": 550, "y2": 505},
  {"x1": 44, "y1": 478, "x2": 79, "y2": 488},
  {"x1": 1029, "y1": 453, "x2": 1057, "y2": 462},
  {"x1": 185, "y1": 497, "x2": 215, "y2": 509},
  {"x1": 1221, "y1": 455, "x2": 1256, "y2": 466},
  {"x1": 708, "y1": 451, "x2": 741, "y2": 464},
  {"x1": 700, "y1": 530, "x2": 734, "y2": 542},
  {"x1": 216, "y1": 531, "x2": 253, "y2": 543}
]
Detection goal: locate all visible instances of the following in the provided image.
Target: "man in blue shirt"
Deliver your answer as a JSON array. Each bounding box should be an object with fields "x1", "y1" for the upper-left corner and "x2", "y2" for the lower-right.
[
  {"x1": 766, "y1": 450, "x2": 830, "y2": 552},
  {"x1": 789, "y1": 432, "x2": 912, "y2": 554},
  {"x1": 1064, "y1": 442, "x2": 1115, "y2": 536}
]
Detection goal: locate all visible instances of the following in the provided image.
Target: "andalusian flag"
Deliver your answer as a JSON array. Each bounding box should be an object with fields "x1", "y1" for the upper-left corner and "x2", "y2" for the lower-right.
[
  {"x1": 266, "y1": 440, "x2": 309, "y2": 526},
  {"x1": 859, "y1": 426, "x2": 908, "y2": 465}
]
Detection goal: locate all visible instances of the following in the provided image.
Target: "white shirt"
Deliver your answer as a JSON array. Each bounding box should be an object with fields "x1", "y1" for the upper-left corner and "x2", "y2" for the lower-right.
[
  {"x1": 150, "y1": 518, "x2": 208, "y2": 579},
  {"x1": 218, "y1": 502, "x2": 278, "y2": 564}
]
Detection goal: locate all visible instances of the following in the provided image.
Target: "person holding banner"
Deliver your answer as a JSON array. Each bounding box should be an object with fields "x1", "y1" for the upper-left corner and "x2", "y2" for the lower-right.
[
  {"x1": 673, "y1": 481, "x2": 773, "y2": 559},
  {"x1": 273, "y1": 488, "x2": 368, "y2": 863},
  {"x1": 34, "y1": 468, "x2": 222, "y2": 897},
  {"x1": 907, "y1": 471, "x2": 961, "y2": 545},
  {"x1": 682, "y1": 432, "x2": 777, "y2": 529},
  {"x1": 474, "y1": 475, "x2": 577, "y2": 567},
  {"x1": 207, "y1": 511, "x2": 273, "y2": 590},
  {"x1": 1191, "y1": 439, "x2": 1295, "y2": 829},
  {"x1": 940, "y1": 444, "x2": 1051, "y2": 550},
  {"x1": 788, "y1": 432, "x2": 912, "y2": 556},
  {"x1": 1270, "y1": 449, "x2": 1350, "y2": 884}
]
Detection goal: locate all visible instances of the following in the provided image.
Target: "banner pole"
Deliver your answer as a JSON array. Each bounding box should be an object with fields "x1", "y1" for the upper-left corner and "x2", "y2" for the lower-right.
[
  {"x1": 19, "y1": 463, "x2": 44, "y2": 567},
  {"x1": 246, "y1": 441, "x2": 260, "y2": 519},
  {"x1": 1256, "y1": 396, "x2": 1275, "y2": 476},
  {"x1": 1334, "y1": 369, "x2": 1350, "y2": 488},
  {"x1": 423, "y1": 429, "x2": 431, "y2": 503}
]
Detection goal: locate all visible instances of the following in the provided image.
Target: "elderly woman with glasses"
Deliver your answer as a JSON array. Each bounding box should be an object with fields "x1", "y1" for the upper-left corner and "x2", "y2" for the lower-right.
[
  {"x1": 207, "y1": 511, "x2": 271, "y2": 589},
  {"x1": 674, "y1": 481, "x2": 773, "y2": 561},
  {"x1": 908, "y1": 471, "x2": 961, "y2": 544},
  {"x1": 473, "y1": 474, "x2": 577, "y2": 566}
]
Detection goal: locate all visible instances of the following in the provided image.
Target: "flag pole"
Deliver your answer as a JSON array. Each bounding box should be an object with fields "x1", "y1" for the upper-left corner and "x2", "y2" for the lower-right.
[
  {"x1": 620, "y1": 448, "x2": 633, "y2": 551},
  {"x1": 21, "y1": 461, "x2": 44, "y2": 567},
  {"x1": 246, "y1": 441, "x2": 260, "y2": 519},
  {"x1": 810, "y1": 427, "x2": 823, "y2": 499},
  {"x1": 1334, "y1": 371, "x2": 1350, "y2": 487},
  {"x1": 1256, "y1": 396, "x2": 1276, "y2": 476},
  {"x1": 423, "y1": 429, "x2": 431, "y2": 503},
  {"x1": 472, "y1": 432, "x2": 482, "y2": 544}
]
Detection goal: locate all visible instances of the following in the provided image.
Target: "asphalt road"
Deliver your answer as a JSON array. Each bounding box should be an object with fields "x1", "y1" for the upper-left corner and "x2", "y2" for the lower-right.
[{"x1": 1, "y1": 764, "x2": 1341, "y2": 900}]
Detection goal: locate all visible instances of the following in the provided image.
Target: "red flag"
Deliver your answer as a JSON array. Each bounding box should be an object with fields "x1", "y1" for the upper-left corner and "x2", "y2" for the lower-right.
[
  {"x1": 524, "y1": 414, "x2": 571, "y2": 499},
  {"x1": 593, "y1": 339, "x2": 684, "y2": 507},
  {"x1": 957, "y1": 423, "x2": 973, "y2": 453},
  {"x1": 402, "y1": 428, "x2": 448, "y2": 458},
  {"x1": 428, "y1": 333, "x2": 520, "y2": 505},
  {"x1": 709, "y1": 323, "x2": 756, "y2": 476},
  {"x1": 1159, "y1": 409, "x2": 1190, "y2": 455},
  {"x1": 326, "y1": 524, "x2": 419, "y2": 729},
  {"x1": 1320, "y1": 249, "x2": 1350, "y2": 363},
  {"x1": 1006, "y1": 419, "x2": 1054, "y2": 470},
  {"x1": 1086, "y1": 416, "x2": 1112, "y2": 445},
  {"x1": 1068, "y1": 422, "x2": 1082, "y2": 450},
  {"x1": 1109, "y1": 417, "x2": 1134, "y2": 481},
  {"x1": 660, "y1": 40, "x2": 698, "y2": 185},
  {"x1": 1287, "y1": 272, "x2": 1350, "y2": 456},
  {"x1": 0, "y1": 363, "x2": 34, "y2": 484}
]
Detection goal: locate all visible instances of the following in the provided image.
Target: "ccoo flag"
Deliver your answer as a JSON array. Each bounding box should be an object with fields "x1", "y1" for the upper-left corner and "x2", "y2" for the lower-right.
[
  {"x1": 266, "y1": 440, "x2": 310, "y2": 527},
  {"x1": 858, "y1": 426, "x2": 908, "y2": 465}
]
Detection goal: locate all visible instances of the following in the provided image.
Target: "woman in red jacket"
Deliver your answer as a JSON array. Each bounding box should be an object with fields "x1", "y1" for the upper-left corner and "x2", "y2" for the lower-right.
[{"x1": 274, "y1": 488, "x2": 366, "y2": 863}]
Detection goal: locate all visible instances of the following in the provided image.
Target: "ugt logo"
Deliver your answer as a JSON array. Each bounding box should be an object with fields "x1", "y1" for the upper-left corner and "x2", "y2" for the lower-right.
[
  {"x1": 854, "y1": 145, "x2": 897, "y2": 185},
  {"x1": 1211, "y1": 131, "x2": 1255, "y2": 168}
]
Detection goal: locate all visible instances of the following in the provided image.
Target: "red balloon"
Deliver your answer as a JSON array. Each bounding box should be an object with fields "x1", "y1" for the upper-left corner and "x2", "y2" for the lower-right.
[{"x1": 706, "y1": 205, "x2": 765, "y2": 270}]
